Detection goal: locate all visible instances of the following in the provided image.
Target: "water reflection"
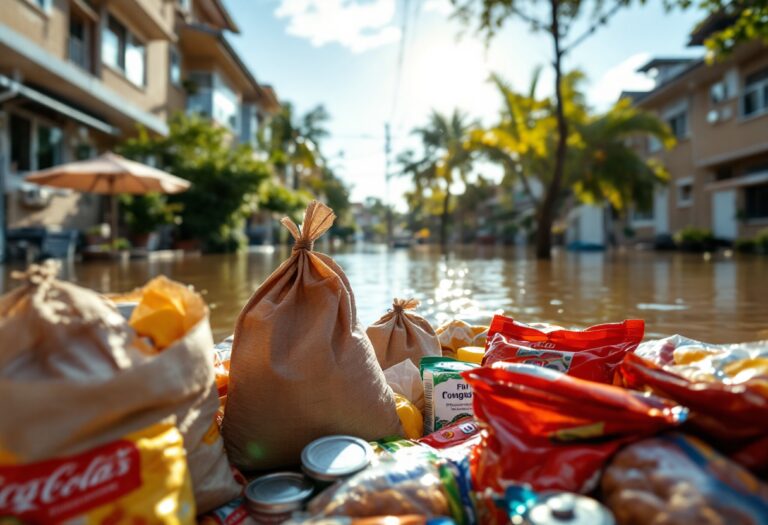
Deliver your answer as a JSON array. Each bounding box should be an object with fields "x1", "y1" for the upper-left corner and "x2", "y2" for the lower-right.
[{"x1": 2, "y1": 245, "x2": 765, "y2": 344}]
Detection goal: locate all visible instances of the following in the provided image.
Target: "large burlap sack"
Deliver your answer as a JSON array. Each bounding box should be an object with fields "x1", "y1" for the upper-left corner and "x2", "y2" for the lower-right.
[
  {"x1": 0, "y1": 264, "x2": 240, "y2": 515},
  {"x1": 223, "y1": 201, "x2": 402, "y2": 471},
  {"x1": 367, "y1": 298, "x2": 441, "y2": 369}
]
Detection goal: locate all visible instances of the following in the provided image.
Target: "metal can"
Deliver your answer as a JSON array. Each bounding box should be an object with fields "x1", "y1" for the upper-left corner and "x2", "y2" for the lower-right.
[
  {"x1": 244, "y1": 472, "x2": 314, "y2": 524},
  {"x1": 300, "y1": 435, "x2": 373, "y2": 483},
  {"x1": 524, "y1": 492, "x2": 615, "y2": 525}
]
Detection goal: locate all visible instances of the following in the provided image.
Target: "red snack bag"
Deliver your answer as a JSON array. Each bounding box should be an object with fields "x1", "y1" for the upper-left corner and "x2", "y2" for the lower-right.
[
  {"x1": 482, "y1": 316, "x2": 644, "y2": 384},
  {"x1": 418, "y1": 416, "x2": 481, "y2": 449},
  {"x1": 619, "y1": 351, "x2": 768, "y2": 476},
  {"x1": 463, "y1": 362, "x2": 686, "y2": 494}
]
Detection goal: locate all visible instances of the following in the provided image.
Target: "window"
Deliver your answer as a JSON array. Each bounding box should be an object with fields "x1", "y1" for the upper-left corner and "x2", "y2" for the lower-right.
[
  {"x1": 710, "y1": 80, "x2": 728, "y2": 103},
  {"x1": 677, "y1": 179, "x2": 693, "y2": 207},
  {"x1": 10, "y1": 115, "x2": 32, "y2": 172},
  {"x1": 69, "y1": 13, "x2": 92, "y2": 72},
  {"x1": 102, "y1": 15, "x2": 145, "y2": 86},
  {"x1": 742, "y1": 67, "x2": 768, "y2": 117},
  {"x1": 170, "y1": 47, "x2": 181, "y2": 85},
  {"x1": 632, "y1": 205, "x2": 654, "y2": 223},
  {"x1": 648, "y1": 135, "x2": 662, "y2": 153},
  {"x1": 28, "y1": 0, "x2": 52, "y2": 11},
  {"x1": 36, "y1": 125, "x2": 63, "y2": 170},
  {"x1": 179, "y1": 0, "x2": 191, "y2": 11},
  {"x1": 745, "y1": 183, "x2": 768, "y2": 219},
  {"x1": 667, "y1": 111, "x2": 688, "y2": 139}
]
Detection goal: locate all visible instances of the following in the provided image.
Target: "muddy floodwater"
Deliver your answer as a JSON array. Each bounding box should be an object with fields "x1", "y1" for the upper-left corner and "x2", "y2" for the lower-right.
[{"x1": 3, "y1": 245, "x2": 766, "y2": 344}]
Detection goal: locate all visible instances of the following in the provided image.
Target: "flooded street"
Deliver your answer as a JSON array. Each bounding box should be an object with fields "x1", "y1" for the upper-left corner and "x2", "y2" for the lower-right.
[{"x1": 3, "y1": 245, "x2": 766, "y2": 343}]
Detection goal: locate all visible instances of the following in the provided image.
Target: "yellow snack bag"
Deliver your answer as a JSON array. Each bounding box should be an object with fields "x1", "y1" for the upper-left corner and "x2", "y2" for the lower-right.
[
  {"x1": 394, "y1": 393, "x2": 424, "y2": 440},
  {"x1": 127, "y1": 276, "x2": 206, "y2": 350},
  {"x1": 0, "y1": 422, "x2": 195, "y2": 524}
]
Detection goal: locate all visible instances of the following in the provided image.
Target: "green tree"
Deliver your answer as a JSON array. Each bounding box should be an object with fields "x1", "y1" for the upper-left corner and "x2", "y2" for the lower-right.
[
  {"x1": 453, "y1": 0, "x2": 637, "y2": 258},
  {"x1": 258, "y1": 102, "x2": 329, "y2": 190},
  {"x1": 406, "y1": 109, "x2": 475, "y2": 247},
  {"x1": 469, "y1": 70, "x2": 673, "y2": 238},
  {"x1": 119, "y1": 114, "x2": 270, "y2": 252},
  {"x1": 667, "y1": 1, "x2": 768, "y2": 56}
]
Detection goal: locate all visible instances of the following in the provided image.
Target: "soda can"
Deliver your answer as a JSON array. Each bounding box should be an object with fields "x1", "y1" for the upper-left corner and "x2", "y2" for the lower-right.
[{"x1": 525, "y1": 492, "x2": 615, "y2": 525}]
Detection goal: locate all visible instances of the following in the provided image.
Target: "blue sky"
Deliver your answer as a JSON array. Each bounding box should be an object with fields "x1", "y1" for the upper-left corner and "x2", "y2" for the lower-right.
[{"x1": 226, "y1": 0, "x2": 703, "y2": 207}]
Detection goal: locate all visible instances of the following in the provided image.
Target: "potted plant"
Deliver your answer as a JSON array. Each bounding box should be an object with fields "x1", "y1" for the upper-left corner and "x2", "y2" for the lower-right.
[{"x1": 120, "y1": 193, "x2": 182, "y2": 249}]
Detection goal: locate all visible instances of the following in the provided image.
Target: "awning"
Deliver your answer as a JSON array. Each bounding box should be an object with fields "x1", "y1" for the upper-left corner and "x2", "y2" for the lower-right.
[
  {"x1": 0, "y1": 74, "x2": 119, "y2": 136},
  {"x1": 706, "y1": 171, "x2": 768, "y2": 192}
]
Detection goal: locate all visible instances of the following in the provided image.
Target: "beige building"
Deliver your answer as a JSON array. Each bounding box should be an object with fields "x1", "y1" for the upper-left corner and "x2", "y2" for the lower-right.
[
  {"x1": 626, "y1": 21, "x2": 768, "y2": 244},
  {"x1": 0, "y1": 0, "x2": 278, "y2": 258}
]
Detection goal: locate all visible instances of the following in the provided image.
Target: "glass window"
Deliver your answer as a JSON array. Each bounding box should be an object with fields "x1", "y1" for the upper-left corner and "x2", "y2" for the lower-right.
[
  {"x1": 69, "y1": 14, "x2": 91, "y2": 71},
  {"x1": 745, "y1": 183, "x2": 768, "y2": 219},
  {"x1": 10, "y1": 114, "x2": 31, "y2": 172},
  {"x1": 648, "y1": 135, "x2": 662, "y2": 153},
  {"x1": 36, "y1": 125, "x2": 63, "y2": 170},
  {"x1": 710, "y1": 81, "x2": 727, "y2": 103},
  {"x1": 677, "y1": 182, "x2": 693, "y2": 206},
  {"x1": 667, "y1": 112, "x2": 688, "y2": 139},
  {"x1": 102, "y1": 15, "x2": 145, "y2": 86},
  {"x1": 170, "y1": 47, "x2": 181, "y2": 85},
  {"x1": 742, "y1": 67, "x2": 768, "y2": 117}
]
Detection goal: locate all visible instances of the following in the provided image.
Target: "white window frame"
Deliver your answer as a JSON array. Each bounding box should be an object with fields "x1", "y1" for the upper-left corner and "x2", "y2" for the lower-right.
[
  {"x1": 676, "y1": 176, "x2": 694, "y2": 208},
  {"x1": 101, "y1": 13, "x2": 146, "y2": 88},
  {"x1": 741, "y1": 68, "x2": 768, "y2": 119},
  {"x1": 169, "y1": 45, "x2": 182, "y2": 87}
]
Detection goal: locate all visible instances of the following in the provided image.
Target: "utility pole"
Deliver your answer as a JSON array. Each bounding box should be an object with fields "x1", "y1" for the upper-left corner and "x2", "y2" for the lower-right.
[{"x1": 384, "y1": 122, "x2": 393, "y2": 246}]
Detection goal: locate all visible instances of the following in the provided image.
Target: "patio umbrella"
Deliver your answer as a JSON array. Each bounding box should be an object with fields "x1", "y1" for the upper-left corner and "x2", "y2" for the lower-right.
[{"x1": 26, "y1": 152, "x2": 190, "y2": 249}]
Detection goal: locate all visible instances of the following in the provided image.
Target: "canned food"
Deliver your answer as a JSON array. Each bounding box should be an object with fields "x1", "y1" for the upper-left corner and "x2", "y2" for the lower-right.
[
  {"x1": 525, "y1": 492, "x2": 615, "y2": 525},
  {"x1": 244, "y1": 472, "x2": 314, "y2": 524},
  {"x1": 301, "y1": 435, "x2": 373, "y2": 483}
]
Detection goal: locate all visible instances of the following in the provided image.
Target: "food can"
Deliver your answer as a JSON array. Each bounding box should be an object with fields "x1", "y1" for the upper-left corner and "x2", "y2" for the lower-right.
[
  {"x1": 525, "y1": 492, "x2": 615, "y2": 525},
  {"x1": 301, "y1": 435, "x2": 373, "y2": 483},
  {"x1": 244, "y1": 472, "x2": 314, "y2": 524}
]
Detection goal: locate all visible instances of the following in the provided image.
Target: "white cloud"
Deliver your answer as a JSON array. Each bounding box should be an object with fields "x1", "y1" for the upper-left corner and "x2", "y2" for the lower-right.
[
  {"x1": 590, "y1": 52, "x2": 655, "y2": 110},
  {"x1": 275, "y1": 0, "x2": 401, "y2": 53},
  {"x1": 422, "y1": 0, "x2": 453, "y2": 17}
]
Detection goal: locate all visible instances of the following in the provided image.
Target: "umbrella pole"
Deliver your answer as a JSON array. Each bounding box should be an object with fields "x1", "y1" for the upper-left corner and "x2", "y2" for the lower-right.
[{"x1": 111, "y1": 194, "x2": 118, "y2": 253}]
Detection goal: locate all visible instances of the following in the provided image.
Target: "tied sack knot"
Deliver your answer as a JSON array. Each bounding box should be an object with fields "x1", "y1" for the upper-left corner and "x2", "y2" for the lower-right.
[
  {"x1": 11, "y1": 260, "x2": 61, "y2": 287},
  {"x1": 392, "y1": 298, "x2": 420, "y2": 314},
  {"x1": 281, "y1": 200, "x2": 336, "y2": 254}
]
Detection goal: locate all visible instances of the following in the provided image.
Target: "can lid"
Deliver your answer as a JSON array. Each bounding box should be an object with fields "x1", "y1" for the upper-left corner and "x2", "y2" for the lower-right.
[
  {"x1": 244, "y1": 472, "x2": 314, "y2": 514},
  {"x1": 527, "y1": 492, "x2": 615, "y2": 525},
  {"x1": 301, "y1": 435, "x2": 373, "y2": 482}
]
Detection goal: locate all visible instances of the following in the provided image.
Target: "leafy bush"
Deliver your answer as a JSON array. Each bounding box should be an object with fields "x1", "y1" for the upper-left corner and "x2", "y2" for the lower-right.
[
  {"x1": 733, "y1": 238, "x2": 756, "y2": 253},
  {"x1": 756, "y1": 228, "x2": 768, "y2": 254},
  {"x1": 120, "y1": 193, "x2": 182, "y2": 235},
  {"x1": 674, "y1": 227, "x2": 715, "y2": 252}
]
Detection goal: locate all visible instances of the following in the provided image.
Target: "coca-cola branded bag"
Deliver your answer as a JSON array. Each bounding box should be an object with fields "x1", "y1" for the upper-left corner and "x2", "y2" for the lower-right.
[
  {"x1": 367, "y1": 298, "x2": 441, "y2": 369},
  {"x1": 223, "y1": 201, "x2": 402, "y2": 470},
  {"x1": 0, "y1": 263, "x2": 238, "y2": 518}
]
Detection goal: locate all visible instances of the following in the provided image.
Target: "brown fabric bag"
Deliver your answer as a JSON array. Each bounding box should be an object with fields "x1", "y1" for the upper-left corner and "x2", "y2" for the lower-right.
[
  {"x1": 223, "y1": 201, "x2": 402, "y2": 471},
  {"x1": 0, "y1": 263, "x2": 240, "y2": 514},
  {"x1": 366, "y1": 298, "x2": 442, "y2": 370}
]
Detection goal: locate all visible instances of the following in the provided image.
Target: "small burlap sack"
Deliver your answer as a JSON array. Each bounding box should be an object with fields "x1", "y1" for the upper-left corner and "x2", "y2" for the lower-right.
[
  {"x1": 0, "y1": 263, "x2": 240, "y2": 514},
  {"x1": 223, "y1": 201, "x2": 402, "y2": 471},
  {"x1": 366, "y1": 298, "x2": 441, "y2": 369}
]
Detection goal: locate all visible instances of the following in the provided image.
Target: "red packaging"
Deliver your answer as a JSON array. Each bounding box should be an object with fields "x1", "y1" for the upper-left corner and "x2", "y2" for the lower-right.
[
  {"x1": 619, "y1": 352, "x2": 768, "y2": 476},
  {"x1": 482, "y1": 316, "x2": 644, "y2": 384},
  {"x1": 417, "y1": 416, "x2": 481, "y2": 449},
  {"x1": 463, "y1": 362, "x2": 686, "y2": 494}
]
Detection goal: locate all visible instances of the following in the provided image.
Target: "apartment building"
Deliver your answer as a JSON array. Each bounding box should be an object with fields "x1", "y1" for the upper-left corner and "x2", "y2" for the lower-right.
[
  {"x1": 0, "y1": 0, "x2": 278, "y2": 258},
  {"x1": 626, "y1": 18, "x2": 768, "y2": 244}
]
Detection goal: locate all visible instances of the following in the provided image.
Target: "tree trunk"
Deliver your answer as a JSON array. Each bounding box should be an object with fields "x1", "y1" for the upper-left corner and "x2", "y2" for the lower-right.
[
  {"x1": 440, "y1": 188, "x2": 451, "y2": 248},
  {"x1": 535, "y1": 0, "x2": 568, "y2": 260}
]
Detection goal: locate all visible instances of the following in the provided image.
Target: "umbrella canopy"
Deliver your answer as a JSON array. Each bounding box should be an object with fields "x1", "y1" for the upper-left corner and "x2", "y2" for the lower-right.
[{"x1": 25, "y1": 152, "x2": 190, "y2": 194}]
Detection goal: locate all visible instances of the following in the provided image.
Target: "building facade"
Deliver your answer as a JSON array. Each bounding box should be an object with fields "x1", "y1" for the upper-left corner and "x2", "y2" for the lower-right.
[
  {"x1": 0, "y1": 0, "x2": 278, "y2": 258},
  {"x1": 627, "y1": 33, "x2": 768, "y2": 244}
]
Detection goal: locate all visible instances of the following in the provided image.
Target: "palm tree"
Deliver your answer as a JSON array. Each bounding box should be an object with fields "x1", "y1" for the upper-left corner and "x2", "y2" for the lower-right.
[
  {"x1": 469, "y1": 70, "x2": 673, "y2": 243},
  {"x1": 407, "y1": 109, "x2": 475, "y2": 247}
]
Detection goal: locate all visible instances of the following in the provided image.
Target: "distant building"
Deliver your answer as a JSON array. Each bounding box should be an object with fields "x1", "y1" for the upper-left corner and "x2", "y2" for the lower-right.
[
  {"x1": 625, "y1": 16, "x2": 768, "y2": 244},
  {"x1": 0, "y1": 0, "x2": 279, "y2": 258}
]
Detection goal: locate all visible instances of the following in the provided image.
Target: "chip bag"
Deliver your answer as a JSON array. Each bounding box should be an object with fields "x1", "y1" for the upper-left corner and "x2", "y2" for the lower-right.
[
  {"x1": 223, "y1": 201, "x2": 402, "y2": 470},
  {"x1": 482, "y1": 316, "x2": 644, "y2": 383},
  {"x1": 463, "y1": 362, "x2": 686, "y2": 495},
  {"x1": 435, "y1": 320, "x2": 488, "y2": 359},
  {"x1": 0, "y1": 422, "x2": 195, "y2": 524},
  {"x1": 619, "y1": 342, "x2": 768, "y2": 476},
  {"x1": 367, "y1": 298, "x2": 441, "y2": 369}
]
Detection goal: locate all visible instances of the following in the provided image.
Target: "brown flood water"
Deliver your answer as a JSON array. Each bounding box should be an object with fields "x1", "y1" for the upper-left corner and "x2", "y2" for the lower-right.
[{"x1": 2, "y1": 244, "x2": 766, "y2": 344}]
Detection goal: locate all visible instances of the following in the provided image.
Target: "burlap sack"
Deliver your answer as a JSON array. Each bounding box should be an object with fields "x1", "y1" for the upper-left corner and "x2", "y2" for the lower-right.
[
  {"x1": 223, "y1": 201, "x2": 402, "y2": 471},
  {"x1": 367, "y1": 298, "x2": 442, "y2": 369},
  {"x1": 0, "y1": 263, "x2": 240, "y2": 514}
]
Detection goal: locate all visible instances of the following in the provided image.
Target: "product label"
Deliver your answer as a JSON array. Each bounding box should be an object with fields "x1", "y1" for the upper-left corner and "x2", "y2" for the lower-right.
[
  {"x1": 511, "y1": 347, "x2": 574, "y2": 373},
  {"x1": 0, "y1": 440, "x2": 141, "y2": 522},
  {"x1": 424, "y1": 371, "x2": 474, "y2": 434}
]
